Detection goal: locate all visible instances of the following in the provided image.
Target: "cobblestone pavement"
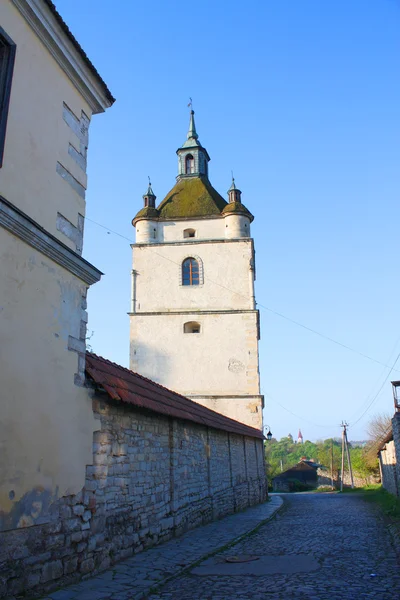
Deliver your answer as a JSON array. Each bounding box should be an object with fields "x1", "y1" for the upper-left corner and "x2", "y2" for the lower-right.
[
  {"x1": 148, "y1": 493, "x2": 400, "y2": 600},
  {"x1": 41, "y1": 496, "x2": 282, "y2": 600}
]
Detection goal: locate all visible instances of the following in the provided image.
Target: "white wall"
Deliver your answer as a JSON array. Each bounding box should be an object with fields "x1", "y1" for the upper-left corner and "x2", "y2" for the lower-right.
[
  {"x1": 130, "y1": 311, "x2": 260, "y2": 396},
  {"x1": 156, "y1": 218, "x2": 225, "y2": 242},
  {"x1": 131, "y1": 238, "x2": 255, "y2": 312}
]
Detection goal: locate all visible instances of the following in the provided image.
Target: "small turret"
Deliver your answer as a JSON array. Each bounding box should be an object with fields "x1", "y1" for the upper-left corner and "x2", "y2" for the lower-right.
[
  {"x1": 223, "y1": 175, "x2": 253, "y2": 239},
  {"x1": 143, "y1": 179, "x2": 156, "y2": 208},
  {"x1": 132, "y1": 179, "x2": 159, "y2": 243},
  {"x1": 228, "y1": 177, "x2": 242, "y2": 204}
]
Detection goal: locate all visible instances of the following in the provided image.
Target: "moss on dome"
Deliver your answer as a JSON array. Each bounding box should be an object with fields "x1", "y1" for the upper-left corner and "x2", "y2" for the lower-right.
[
  {"x1": 132, "y1": 206, "x2": 159, "y2": 226},
  {"x1": 222, "y1": 201, "x2": 254, "y2": 222},
  {"x1": 157, "y1": 176, "x2": 227, "y2": 219}
]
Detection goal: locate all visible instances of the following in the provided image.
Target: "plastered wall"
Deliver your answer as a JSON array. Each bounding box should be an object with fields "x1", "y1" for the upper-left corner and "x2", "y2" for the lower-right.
[
  {"x1": 130, "y1": 312, "x2": 260, "y2": 396},
  {"x1": 0, "y1": 1, "x2": 93, "y2": 252},
  {"x1": 0, "y1": 231, "x2": 97, "y2": 530},
  {"x1": 131, "y1": 238, "x2": 255, "y2": 312}
]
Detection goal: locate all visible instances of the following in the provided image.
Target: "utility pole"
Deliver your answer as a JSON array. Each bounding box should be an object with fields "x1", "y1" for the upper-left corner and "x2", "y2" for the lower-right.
[
  {"x1": 331, "y1": 438, "x2": 334, "y2": 489},
  {"x1": 340, "y1": 422, "x2": 354, "y2": 490},
  {"x1": 340, "y1": 424, "x2": 345, "y2": 491},
  {"x1": 344, "y1": 424, "x2": 354, "y2": 489}
]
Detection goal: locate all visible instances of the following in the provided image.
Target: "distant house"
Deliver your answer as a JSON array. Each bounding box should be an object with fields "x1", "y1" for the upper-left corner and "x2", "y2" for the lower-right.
[
  {"x1": 377, "y1": 426, "x2": 398, "y2": 497},
  {"x1": 272, "y1": 460, "x2": 323, "y2": 492}
]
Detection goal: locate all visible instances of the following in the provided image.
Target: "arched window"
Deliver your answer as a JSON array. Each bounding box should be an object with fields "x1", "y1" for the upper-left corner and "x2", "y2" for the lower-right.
[
  {"x1": 184, "y1": 321, "x2": 201, "y2": 334},
  {"x1": 185, "y1": 154, "x2": 194, "y2": 174},
  {"x1": 183, "y1": 228, "x2": 196, "y2": 238},
  {"x1": 182, "y1": 257, "x2": 199, "y2": 286}
]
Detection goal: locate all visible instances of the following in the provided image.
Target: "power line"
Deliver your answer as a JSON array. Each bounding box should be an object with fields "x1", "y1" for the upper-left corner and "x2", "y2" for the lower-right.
[
  {"x1": 84, "y1": 214, "x2": 400, "y2": 373},
  {"x1": 348, "y1": 332, "x2": 400, "y2": 422},
  {"x1": 350, "y1": 350, "x2": 400, "y2": 427},
  {"x1": 264, "y1": 392, "x2": 334, "y2": 429}
]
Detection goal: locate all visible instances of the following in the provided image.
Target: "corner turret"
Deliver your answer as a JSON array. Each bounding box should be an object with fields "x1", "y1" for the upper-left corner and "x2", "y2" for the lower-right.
[
  {"x1": 222, "y1": 176, "x2": 253, "y2": 238},
  {"x1": 132, "y1": 180, "x2": 159, "y2": 243}
]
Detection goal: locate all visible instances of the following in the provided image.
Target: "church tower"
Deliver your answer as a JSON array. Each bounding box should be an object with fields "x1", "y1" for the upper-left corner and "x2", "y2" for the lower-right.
[{"x1": 129, "y1": 112, "x2": 263, "y2": 429}]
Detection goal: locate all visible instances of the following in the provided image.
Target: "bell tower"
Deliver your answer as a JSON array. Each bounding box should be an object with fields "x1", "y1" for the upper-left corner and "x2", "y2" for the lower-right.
[{"x1": 129, "y1": 112, "x2": 263, "y2": 430}]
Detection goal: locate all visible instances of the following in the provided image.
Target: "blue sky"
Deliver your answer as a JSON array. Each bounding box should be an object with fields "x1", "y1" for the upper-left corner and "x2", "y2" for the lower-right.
[{"x1": 54, "y1": 0, "x2": 400, "y2": 441}]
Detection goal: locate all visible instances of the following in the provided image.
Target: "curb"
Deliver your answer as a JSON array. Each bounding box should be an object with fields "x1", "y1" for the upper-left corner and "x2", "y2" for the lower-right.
[{"x1": 139, "y1": 496, "x2": 284, "y2": 600}]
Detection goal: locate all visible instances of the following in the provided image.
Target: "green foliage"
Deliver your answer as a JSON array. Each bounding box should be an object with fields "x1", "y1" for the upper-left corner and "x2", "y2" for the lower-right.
[{"x1": 264, "y1": 436, "x2": 378, "y2": 485}]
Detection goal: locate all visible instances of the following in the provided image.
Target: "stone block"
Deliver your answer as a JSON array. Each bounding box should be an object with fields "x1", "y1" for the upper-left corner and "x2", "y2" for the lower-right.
[
  {"x1": 46, "y1": 534, "x2": 65, "y2": 550},
  {"x1": 71, "y1": 532, "x2": 83, "y2": 543},
  {"x1": 26, "y1": 570, "x2": 42, "y2": 589},
  {"x1": 73, "y1": 504, "x2": 85, "y2": 516},
  {"x1": 76, "y1": 541, "x2": 87, "y2": 553},
  {"x1": 84, "y1": 480, "x2": 98, "y2": 492},
  {"x1": 41, "y1": 560, "x2": 63, "y2": 583},
  {"x1": 82, "y1": 510, "x2": 92, "y2": 522},
  {"x1": 63, "y1": 556, "x2": 79, "y2": 576},
  {"x1": 63, "y1": 518, "x2": 81, "y2": 532},
  {"x1": 79, "y1": 557, "x2": 95, "y2": 574},
  {"x1": 24, "y1": 552, "x2": 51, "y2": 566},
  {"x1": 60, "y1": 505, "x2": 72, "y2": 519}
]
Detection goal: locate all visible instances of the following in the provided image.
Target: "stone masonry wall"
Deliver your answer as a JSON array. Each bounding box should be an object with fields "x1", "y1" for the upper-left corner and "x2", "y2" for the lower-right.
[{"x1": 0, "y1": 394, "x2": 267, "y2": 598}]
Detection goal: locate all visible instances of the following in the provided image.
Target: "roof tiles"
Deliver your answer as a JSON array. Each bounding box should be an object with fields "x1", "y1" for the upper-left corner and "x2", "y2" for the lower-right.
[{"x1": 85, "y1": 353, "x2": 264, "y2": 440}]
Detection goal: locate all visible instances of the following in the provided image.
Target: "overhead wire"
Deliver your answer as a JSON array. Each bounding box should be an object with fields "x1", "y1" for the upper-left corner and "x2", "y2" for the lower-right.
[
  {"x1": 263, "y1": 392, "x2": 335, "y2": 429},
  {"x1": 348, "y1": 331, "x2": 400, "y2": 422},
  {"x1": 85, "y1": 215, "x2": 400, "y2": 375},
  {"x1": 350, "y1": 350, "x2": 400, "y2": 427}
]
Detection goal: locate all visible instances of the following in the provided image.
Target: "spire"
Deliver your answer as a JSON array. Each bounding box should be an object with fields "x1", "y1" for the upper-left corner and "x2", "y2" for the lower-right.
[
  {"x1": 227, "y1": 174, "x2": 242, "y2": 203},
  {"x1": 177, "y1": 109, "x2": 210, "y2": 179},
  {"x1": 143, "y1": 177, "x2": 156, "y2": 208},
  {"x1": 187, "y1": 110, "x2": 198, "y2": 141}
]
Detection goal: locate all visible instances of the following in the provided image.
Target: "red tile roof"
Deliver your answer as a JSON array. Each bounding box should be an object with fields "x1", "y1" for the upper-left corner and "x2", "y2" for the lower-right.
[{"x1": 85, "y1": 353, "x2": 264, "y2": 440}]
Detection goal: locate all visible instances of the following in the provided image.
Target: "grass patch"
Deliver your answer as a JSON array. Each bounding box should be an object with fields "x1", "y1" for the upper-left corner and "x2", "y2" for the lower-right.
[{"x1": 342, "y1": 485, "x2": 400, "y2": 519}]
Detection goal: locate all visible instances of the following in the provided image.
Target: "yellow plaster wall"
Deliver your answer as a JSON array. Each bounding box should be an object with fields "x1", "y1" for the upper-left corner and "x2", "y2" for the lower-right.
[
  {"x1": 0, "y1": 230, "x2": 97, "y2": 525},
  {"x1": 0, "y1": 1, "x2": 92, "y2": 250}
]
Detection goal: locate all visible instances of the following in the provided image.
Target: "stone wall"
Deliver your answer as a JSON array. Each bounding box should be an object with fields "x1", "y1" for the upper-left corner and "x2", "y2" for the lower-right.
[
  {"x1": 0, "y1": 393, "x2": 267, "y2": 598},
  {"x1": 317, "y1": 468, "x2": 379, "y2": 489}
]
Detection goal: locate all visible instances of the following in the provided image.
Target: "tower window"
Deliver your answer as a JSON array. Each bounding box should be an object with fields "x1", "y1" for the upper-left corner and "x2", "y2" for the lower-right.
[
  {"x1": 184, "y1": 321, "x2": 201, "y2": 334},
  {"x1": 183, "y1": 228, "x2": 196, "y2": 238},
  {"x1": 182, "y1": 257, "x2": 199, "y2": 286},
  {"x1": 185, "y1": 154, "x2": 194, "y2": 174}
]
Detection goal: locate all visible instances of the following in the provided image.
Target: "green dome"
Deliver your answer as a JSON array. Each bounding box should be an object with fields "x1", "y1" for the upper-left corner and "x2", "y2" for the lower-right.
[
  {"x1": 132, "y1": 206, "x2": 159, "y2": 226},
  {"x1": 222, "y1": 201, "x2": 254, "y2": 222},
  {"x1": 157, "y1": 176, "x2": 227, "y2": 219}
]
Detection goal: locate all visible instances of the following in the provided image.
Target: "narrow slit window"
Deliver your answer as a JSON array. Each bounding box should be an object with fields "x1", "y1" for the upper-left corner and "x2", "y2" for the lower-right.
[
  {"x1": 182, "y1": 257, "x2": 199, "y2": 286},
  {"x1": 184, "y1": 321, "x2": 201, "y2": 334},
  {"x1": 183, "y1": 228, "x2": 196, "y2": 238}
]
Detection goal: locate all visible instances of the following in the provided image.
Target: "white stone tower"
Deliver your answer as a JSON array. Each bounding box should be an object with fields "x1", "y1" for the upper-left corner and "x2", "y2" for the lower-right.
[{"x1": 129, "y1": 112, "x2": 263, "y2": 429}]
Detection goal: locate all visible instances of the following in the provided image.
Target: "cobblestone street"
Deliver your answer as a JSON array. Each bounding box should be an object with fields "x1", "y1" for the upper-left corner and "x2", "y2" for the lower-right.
[
  {"x1": 149, "y1": 493, "x2": 400, "y2": 600},
  {"x1": 42, "y1": 493, "x2": 400, "y2": 600}
]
